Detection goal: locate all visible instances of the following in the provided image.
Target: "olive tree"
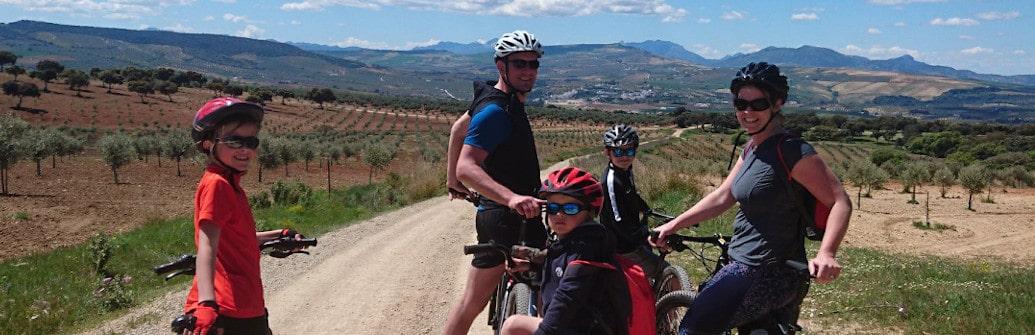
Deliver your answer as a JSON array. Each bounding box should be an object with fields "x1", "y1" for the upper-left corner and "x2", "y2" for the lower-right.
[
  {"x1": 362, "y1": 144, "x2": 396, "y2": 184},
  {"x1": 98, "y1": 132, "x2": 136, "y2": 184},
  {"x1": 958, "y1": 164, "x2": 990, "y2": 211},
  {"x1": 0, "y1": 114, "x2": 29, "y2": 194}
]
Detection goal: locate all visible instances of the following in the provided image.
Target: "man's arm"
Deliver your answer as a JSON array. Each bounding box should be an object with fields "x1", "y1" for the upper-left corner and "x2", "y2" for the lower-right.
[
  {"x1": 457, "y1": 145, "x2": 543, "y2": 218},
  {"x1": 446, "y1": 113, "x2": 472, "y2": 199}
]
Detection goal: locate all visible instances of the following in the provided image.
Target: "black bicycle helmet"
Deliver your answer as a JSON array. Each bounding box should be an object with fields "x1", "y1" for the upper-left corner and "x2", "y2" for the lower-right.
[
  {"x1": 603, "y1": 124, "x2": 639, "y2": 148},
  {"x1": 729, "y1": 62, "x2": 789, "y2": 103}
]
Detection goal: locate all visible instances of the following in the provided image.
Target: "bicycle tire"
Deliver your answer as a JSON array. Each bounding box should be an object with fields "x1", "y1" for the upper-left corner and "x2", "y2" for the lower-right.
[
  {"x1": 655, "y1": 290, "x2": 696, "y2": 335},
  {"x1": 655, "y1": 265, "x2": 693, "y2": 299},
  {"x1": 494, "y1": 283, "x2": 533, "y2": 334}
]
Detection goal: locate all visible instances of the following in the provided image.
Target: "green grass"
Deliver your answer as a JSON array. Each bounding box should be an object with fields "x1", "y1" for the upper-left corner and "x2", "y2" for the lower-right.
[
  {"x1": 912, "y1": 221, "x2": 956, "y2": 231},
  {"x1": 0, "y1": 180, "x2": 433, "y2": 335},
  {"x1": 805, "y1": 246, "x2": 1035, "y2": 334},
  {"x1": 10, "y1": 211, "x2": 30, "y2": 221}
]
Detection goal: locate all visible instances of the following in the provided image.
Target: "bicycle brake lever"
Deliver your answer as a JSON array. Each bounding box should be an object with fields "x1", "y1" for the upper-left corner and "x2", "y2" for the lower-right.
[{"x1": 269, "y1": 250, "x2": 291, "y2": 258}]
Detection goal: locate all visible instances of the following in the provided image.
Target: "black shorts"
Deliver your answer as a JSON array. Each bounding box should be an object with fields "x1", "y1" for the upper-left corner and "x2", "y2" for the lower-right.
[
  {"x1": 210, "y1": 311, "x2": 272, "y2": 335},
  {"x1": 473, "y1": 208, "x2": 548, "y2": 268}
]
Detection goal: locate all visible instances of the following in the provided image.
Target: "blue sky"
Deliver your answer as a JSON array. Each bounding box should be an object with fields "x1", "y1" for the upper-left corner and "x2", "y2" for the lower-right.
[{"x1": 1, "y1": 0, "x2": 1032, "y2": 75}]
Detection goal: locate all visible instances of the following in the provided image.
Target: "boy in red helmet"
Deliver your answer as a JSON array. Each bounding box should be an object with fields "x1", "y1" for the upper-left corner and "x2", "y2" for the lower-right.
[
  {"x1": 502, "y1": 167, "x2": 631, "y2": 335},
  {"x1": 183, "y1": 97, "x2": 306, "y2": 335}
]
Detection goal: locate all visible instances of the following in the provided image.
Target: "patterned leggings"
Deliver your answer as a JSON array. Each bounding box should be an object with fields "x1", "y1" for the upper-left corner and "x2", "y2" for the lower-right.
[{"x1": 679, "y1": 261, "x2": 808, "y2": 335}]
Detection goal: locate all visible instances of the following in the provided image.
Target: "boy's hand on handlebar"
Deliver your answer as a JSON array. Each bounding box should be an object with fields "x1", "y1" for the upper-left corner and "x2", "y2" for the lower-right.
[
  {"x1": 508, "y1": 195, "x2": 545, "y2": 219},
  {"x1": 508, "y1": 258, "x2": 531, "y2": 274},
  {"x1": 809, "y1": 252, "x2": 842, "y2": 284},
  {"x1": 185, "y1": 304, "x2": 220, "y2": 335},
  {"x1": 281, "y1": 229, "x2": 308, "y2": 253}
]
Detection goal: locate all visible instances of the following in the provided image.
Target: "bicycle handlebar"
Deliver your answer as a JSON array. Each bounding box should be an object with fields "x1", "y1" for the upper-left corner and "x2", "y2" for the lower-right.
[
  {"x1": 153, "y1": 254, "x2": 197, "y2": 281},
  {"x1": 646, "y1": 210, "x2": 676, "y2": 223},
  {"x1": 463, "y1": 243, "x2": 501, "y2": 256},
  {"x1": 261, "y1": 237, "x2": 318, "y2": 258}
]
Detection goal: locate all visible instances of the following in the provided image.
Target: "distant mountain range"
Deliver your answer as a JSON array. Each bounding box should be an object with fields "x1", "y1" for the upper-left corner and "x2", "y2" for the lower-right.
[{"x1": 2, "y1": 20, "x2": 1034, "y2": 122}]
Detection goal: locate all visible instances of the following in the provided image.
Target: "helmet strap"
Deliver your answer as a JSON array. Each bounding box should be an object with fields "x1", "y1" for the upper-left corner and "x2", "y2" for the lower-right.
[{"x1": 207, "y1": 138, "x2": 245, "y2": 175}]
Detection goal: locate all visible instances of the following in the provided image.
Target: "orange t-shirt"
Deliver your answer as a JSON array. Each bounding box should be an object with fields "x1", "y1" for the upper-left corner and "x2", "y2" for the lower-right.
[{"x1": 184, "y1": 164, "x2": 265, "y2": 318}]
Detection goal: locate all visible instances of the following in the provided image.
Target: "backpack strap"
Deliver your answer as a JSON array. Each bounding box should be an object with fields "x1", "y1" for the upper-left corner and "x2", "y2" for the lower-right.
[{"x1": 774, "y1": 134, "x2": 816, "y2": 240}]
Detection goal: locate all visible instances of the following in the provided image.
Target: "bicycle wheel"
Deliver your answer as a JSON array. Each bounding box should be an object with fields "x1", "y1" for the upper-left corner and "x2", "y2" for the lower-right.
[
  {"x1": 655, "y1": 290, "x2": 695, "y2": 335},
  {"x1": 655, "y1": 265, "x2": 693, "y2": 299},
  {"x1": 495, "y1": 283, "x2": 533, "y2": 334}
]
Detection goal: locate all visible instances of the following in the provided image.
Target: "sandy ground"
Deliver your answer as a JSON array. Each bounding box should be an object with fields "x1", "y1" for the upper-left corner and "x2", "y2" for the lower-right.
[{"x1": 79, "y1": 196, "x2": 495, "y2": 335}]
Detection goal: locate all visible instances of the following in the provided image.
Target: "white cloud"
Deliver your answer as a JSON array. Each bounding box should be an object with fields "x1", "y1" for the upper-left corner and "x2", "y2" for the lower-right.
[
  {"x1": 0, "y1": 0, "x2": 195, "y2": 20},
  {"x1": 977, "y1": 11, "x2": 1020, "y2": 21},
  {"x1": 333, "y1": 37, "x2": 441, "y2": 50},
  {"x1": 867, "y1": 27, "x2": 881, "y2": 34},
  {"x1": 960, "y1": 46, "x2": 993, "y2": 55},
  {"x1": 894, "y1": 21, "x2": 906, "y2": 27},
  {"x1": 203, "y1": 15, "x2": 215, "y2": 20},
  {"x1": 223, "y1": 13, "x2": 247, "y2": 22},
  {"x1": 790, "y1": 12, "x2": 818, "y2": 21},
  {"x1": 739, "y1": 43, "x2": 760, "y2": 53},
  {"x1": 721, "y1": 10, "x2": 746, "y2": 20},
  {"x1": 691, "y1": 44, "x2": 721, "y2": 58},
  {"x1": 235, "y1": 24, "x2": 263, "y2": 38},
  {"x1": 958, "y1": 34, "x2": 974, "y2": 40},
  {"x1": 697, "y1": 18, "x2": 710, "y2": 23},
  {"x1": 842, "y1": 44, "x2": 920, "y2": 59},
  {"x1": 930, "y1": 17, "x2": 979, "y2": 26},
  {"x1": 290, "y1": 20, "x2": 301, "y2": 25},
  {"x1": 868, "y1": 0, "x2": 945, "y2": 5},
  {"x1": 1013, "y1": 50, "x2": 1026, "y2": 55},
  {"x1": 212, "y1": 0, "x2": 236, "y2": 3},
  {"x1": 162, "y1": 22, "x2": 193, "y2": 32},
  {"x1": 281, "y1": 0, "x2": 687, "y2": 22}
]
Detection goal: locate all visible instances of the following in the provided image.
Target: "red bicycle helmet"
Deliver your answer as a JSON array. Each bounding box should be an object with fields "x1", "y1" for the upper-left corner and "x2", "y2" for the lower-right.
[
  {"x1": 540, "y1": 167, "x2": 604, "y2": 214},
  {"x1": 191, "y1": 97, "x2": 264, "y2": 145}
]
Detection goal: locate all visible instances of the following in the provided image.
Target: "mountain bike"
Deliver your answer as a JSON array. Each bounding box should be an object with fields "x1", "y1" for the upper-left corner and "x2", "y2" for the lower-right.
[
  {"x1": 153, "y1": 236, "x2": 318, "y2": 333},
  {"x1": 652, "y1": 232, "x2": 812, "y2": 335}
]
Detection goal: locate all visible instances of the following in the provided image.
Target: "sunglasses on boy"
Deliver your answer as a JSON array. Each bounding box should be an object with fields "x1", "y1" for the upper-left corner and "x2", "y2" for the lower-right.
[
  {"x1": 733, "y1": 98, "x2": 772, "y2": 112},
  {"x1": 508, "y1": 59, "x2": 540, "y2": 70},
  {"x1": 610, "y1": 147, "x2": 637, "y2": 158},
  {"x1": 217, "y1": 135, "x2": 260, "y2": 150},
  {"x1": 545, "y1": 202, "x2": 586, "y2": 216}
]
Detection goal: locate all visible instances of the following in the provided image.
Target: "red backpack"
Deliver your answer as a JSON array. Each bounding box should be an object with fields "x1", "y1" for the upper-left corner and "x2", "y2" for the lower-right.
[{"x1": 573, "y1": 255, "x2": 656, "y2": 335}]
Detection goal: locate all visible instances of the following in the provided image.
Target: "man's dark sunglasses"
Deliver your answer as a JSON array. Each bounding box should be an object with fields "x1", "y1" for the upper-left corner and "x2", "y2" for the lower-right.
[
  {"x1": 610, "y1": 147, "x2": 637, "y2": 157},
  {"x1": 508, "y1": 59, "x2": 540, "y2": 70},
  {"x1": 733, "y1": 98, "x2": 771, "y2": 112},
  {"x1": 545, "y1": 202, "x2": 586, "y2": 216},
  {"x1": 217, "y1": 135, "x2": 260, "y2": 149}
]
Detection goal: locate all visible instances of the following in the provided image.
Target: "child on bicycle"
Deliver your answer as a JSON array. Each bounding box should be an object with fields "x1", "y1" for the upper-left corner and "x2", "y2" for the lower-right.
[
  {"x1": 502, "y1": 167, "x2": 631, "y2": 335},
  {"x1": 600, "y1": 124, "x2": 669, "y2": 279},
  {"x1": 183, "y1": 97, "x2": 306, "y2": 335}
]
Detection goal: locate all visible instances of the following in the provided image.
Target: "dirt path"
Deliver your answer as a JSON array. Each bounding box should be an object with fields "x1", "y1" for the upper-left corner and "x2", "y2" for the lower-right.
[{"x1": 81, "y1": 197, "x2": 494, "y2": 335}]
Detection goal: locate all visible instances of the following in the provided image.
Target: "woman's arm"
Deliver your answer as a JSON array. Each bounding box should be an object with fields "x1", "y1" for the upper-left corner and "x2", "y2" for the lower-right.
[{"x1": 791, "y1": 154, "x2": 852, "y2": 284}]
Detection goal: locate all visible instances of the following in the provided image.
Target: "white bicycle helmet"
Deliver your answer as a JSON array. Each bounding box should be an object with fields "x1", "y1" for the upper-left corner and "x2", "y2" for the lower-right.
[{"x1": 494, "y1": 30, "x2": 544, "y2": 59}]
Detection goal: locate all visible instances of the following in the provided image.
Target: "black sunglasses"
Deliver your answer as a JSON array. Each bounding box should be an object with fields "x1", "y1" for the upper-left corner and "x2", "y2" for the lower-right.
[
  {"x1": 508, "y1": 59, "x2": 540, "y2": 70},
  {"x1": 733, "y1": 98, "x2": 772, "y2": 112},
  {"x1": 610, "y1": 147, "x2": 637, "y2": 157},
  {"x1": 217, "y1": 135, "x2": 260, "y2": 149},
  {"x1": 545, "y1": 202, "x2": 586, "y2": 216}
]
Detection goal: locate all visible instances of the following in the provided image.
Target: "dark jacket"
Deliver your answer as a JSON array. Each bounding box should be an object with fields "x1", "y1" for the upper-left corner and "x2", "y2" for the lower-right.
[
  {"x1": 600, "y1": 163, "x2": 650, "y2": 254},
  {"x1": 467, "y1": 80, "x2": 541, "y2": 201},
  {"x1": 537, "y1": 221, "x2": 631, "y2": 335}
]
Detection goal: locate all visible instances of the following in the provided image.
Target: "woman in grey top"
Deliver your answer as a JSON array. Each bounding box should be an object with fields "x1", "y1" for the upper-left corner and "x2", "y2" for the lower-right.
[{"x1": 652, "y1": 62, "x2": 852, "y2": 334}]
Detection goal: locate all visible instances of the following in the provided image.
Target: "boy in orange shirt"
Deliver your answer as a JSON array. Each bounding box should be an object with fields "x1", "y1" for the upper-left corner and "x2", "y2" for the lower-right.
[{"x1": 183, "y1": 97, "x2": 304, "y2": 335}]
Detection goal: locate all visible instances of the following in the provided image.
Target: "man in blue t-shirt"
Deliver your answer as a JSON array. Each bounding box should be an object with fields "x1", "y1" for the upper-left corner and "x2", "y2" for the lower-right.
[{"x1": 443, "y1": 30, "x2": 548, "y2": 335}]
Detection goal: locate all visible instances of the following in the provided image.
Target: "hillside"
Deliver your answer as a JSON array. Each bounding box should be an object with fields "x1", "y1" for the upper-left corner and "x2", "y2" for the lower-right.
[{"x1": 3, "y1": 20, "x2": 1035, "y2": 121}]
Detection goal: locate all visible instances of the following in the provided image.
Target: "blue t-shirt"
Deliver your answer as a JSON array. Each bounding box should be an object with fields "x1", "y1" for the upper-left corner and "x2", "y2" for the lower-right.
[
  {"x1": 463, "y1": 103, "x2": 511, "y2": 152},
  {"x1": 728, "y1": 134, "x2": 816, "y2": 266}
]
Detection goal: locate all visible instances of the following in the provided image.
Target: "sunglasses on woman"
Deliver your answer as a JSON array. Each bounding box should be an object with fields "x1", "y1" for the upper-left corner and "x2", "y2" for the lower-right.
[
  {"x1": 733, "y1": 98, "x2": 772, "y2": 112},
  {"x1": 610, "y1": 147, "x2": 637, "y2": 157},
  {"x1": 508, "y1": 59, "x2": 540, "y2": 70},
  {"x1": 545, "y1": 202, "x2": 586, "y2": 215},
  {"x1": 217, "y1": 135, "x2": 260, "y2": 149}
]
